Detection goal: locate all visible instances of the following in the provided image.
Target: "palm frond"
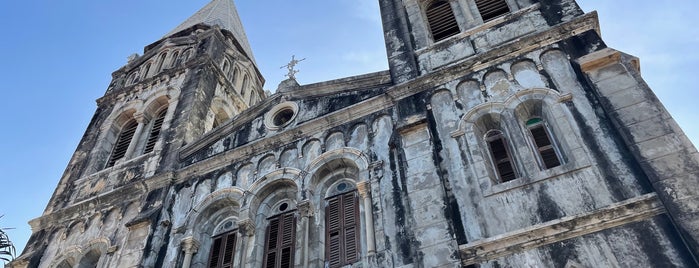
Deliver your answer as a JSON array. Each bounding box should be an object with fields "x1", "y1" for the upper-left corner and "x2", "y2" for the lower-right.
[{"x1": 0, "y1": 215, "x2": 16, "y2": 263}]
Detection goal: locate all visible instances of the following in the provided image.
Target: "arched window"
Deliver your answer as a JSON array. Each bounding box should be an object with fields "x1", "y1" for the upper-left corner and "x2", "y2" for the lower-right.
[
  {"x1": 425, "y1": 0, "x2": 460, "y2": 42},
  {"x1": 474, "y1": 0, "x2": 510, "y2": 22},
  {"x1": 170, "y1": 51, "x2": 180, "y2": 67},
  {"x1": 263, "y1": 211, "x2": 295, "y2": 268},
  {"x1": 325, "y1": 183, "x2": 359, "y2": 268},
  {"x1": 232, "y1": 67, "x2": 239, "y2": 86},
  {"x1": 156, "y1": 52, "x2": 167, "y2": 72},
  {"x1": 242, "y1": 75, "x2": 249, "y2": 96},
  {"x1": 526, "y1": 118, "x2": 562, "y2": 169},
  {"x1": 127, "y1": 71, "x2": 140, "y2": 85},
  {"x1": 212, "y1": 108, "x2": 230, "y2": 130},
  {"x1": 143, "y1": 108, "x2": 167, "y2": 154},
  {"x1": 222, "y1": 60, "x2": 230, "y2": 74},
  {"x1": 485, "y1": 129, "x2": 517, "y2": 182},
  {"x1": 107, "y1": 119, "x2": 138, "y2": 167},
  {"x1": 77, "y1": 249, "x2": 102, "y2": 268},
  {"x1": 142, "y1": 63, "x2": 152, "y2": 79}
]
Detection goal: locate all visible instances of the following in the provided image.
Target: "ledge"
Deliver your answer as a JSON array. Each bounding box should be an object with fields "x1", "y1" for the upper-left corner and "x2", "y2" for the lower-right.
[{"x1": 459, "y1": 193, "x2": 665, "y2": 266}]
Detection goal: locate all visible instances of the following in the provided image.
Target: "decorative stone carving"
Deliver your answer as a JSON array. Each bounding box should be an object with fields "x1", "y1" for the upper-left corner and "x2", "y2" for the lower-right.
[
  {"x1": 297, "y1": 200, "x2": 314, "y2": 218},
  {"x1": 237, "y1": 219, "x2": 255, "y2": 237},
  {"x1": 180, "y1": 236, "x2": 200, "y2": 254}
]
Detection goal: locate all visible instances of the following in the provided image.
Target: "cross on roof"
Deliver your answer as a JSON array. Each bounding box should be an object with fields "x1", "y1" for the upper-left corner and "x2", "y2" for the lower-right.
[{"x1": 280, "y1": 55, "x2": 305, "y2": 80}]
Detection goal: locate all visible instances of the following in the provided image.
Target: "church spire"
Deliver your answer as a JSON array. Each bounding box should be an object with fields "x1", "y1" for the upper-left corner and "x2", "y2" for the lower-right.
[{"x1": 166, "y1": 0, "x2": 256, "y2": 64}]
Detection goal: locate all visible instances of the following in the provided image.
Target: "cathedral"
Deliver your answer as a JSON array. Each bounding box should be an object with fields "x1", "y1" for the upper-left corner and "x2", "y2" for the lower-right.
[{"x1": 9, "y1": 0, "x2": 699, "y2": 267}]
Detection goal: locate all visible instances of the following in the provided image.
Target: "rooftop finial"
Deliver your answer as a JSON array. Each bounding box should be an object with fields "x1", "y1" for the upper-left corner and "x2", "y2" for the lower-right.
[{"x1": 280, "y1": 55, "x2": 306, "y2": 80}]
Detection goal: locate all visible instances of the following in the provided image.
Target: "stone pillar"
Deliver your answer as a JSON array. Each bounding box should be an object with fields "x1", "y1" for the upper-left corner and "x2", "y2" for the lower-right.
[
  {"x1": 298, "y1": 200, "x2": 314, "y2": 267},
  {"x1": 237, "y1": 219, "x2": 255, "y2": 267},
  {"x1": 125, "y1": 112, "x2": 149, "y2": 159},
  {"x1": 357, "y1": 181, "x2": 376, "y2": 254},
  {"x1": 577, "y1": 48, "x2": 699, "y2": 258},
  {"x1": 180, "y1": 237, "x2": 200, "y2": 268}
]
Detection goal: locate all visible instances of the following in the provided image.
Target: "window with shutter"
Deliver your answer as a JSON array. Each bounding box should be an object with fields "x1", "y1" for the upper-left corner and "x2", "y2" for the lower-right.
[
  {"x1": 425, "y1": 0, "x2": 460, "y2": 42},
  {"x1": 325, "y1": 191, "x2": 360, "y2": 268},
  {"x1": 474, "y1": 0, "x2": 510, "y2": 22},
  {"x1": 143, "y1": 108, "x2": 167, "y2": 154},
  {"x1": 107, "y1": 119, "x2": 138, "y2": 167},
  {"x1": 485, "y1": 130, "x2": 517, "y2": 183},
  {"x1": 526, "y1": 118, "x2": 562, "y2": 169},
  {"x1": 263, "y1": 212, "x2": 296, "y2": 268},
  {"x1": 207, "y1": 230, "x2": 237, "y2": 268}
]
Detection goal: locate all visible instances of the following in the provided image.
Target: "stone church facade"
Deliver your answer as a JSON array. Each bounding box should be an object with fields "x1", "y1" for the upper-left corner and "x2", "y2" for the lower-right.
[{"x1": 10, "y1": 0, "x2": 699, "y2": 267}]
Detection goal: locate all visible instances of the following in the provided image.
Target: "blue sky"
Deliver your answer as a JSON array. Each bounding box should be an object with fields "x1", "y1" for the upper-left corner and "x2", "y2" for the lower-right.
[{"x1": 0, "y1": 0, "x2": 697, "y2": 259}]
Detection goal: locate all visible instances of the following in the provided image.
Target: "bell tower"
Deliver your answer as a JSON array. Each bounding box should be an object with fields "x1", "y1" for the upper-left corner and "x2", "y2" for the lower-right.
[
  {"x1": 378, "y1": 0, "x2": 584, "y2": 83},
  {"x1": 14, "y1": 1, "x2": 266, "y2": 267}
]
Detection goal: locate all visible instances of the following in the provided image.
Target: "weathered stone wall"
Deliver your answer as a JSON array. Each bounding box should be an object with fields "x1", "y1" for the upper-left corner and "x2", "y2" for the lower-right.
[{"x1": 12, "y1": 0, "x2": 699, "y2": 267}]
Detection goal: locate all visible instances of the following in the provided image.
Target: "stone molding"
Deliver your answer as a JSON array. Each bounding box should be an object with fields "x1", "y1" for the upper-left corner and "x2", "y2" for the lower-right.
[
  {"x1": 180, "y1": 236, "x2": 200, "y2": 254},
  {"x1": 356, "y1": 181, "x2": 372, "y2": 199},
  {"x1": 237, "y1": 219, "x2": 255, "y2": 237},
  {"x1": 458, "y1": 193, "x2": 665, "y2": 266}
]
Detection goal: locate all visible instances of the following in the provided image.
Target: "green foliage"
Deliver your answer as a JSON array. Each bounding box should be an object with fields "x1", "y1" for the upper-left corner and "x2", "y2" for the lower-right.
[{"x1": 0, "y1": 216, "x2": 16, "y2": 264}]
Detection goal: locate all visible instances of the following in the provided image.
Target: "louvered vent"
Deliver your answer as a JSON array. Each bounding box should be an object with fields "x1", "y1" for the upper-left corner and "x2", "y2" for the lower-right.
[
  {"x1": 107, "y1": 119, "x2": 138, "y2": 167},
  {"x1": 486, "y1": 130, "x2": 517, "y2": 182},
  {"x1": 143, "y1": 108, "x2": 167, "y2": 154},
  {"x1": 475, "y1": 0, "x2": 510, "y2": 22},
  {"x1": 527, "y1": 120, "x2": 562, "y2": 169},
  {"x1": 426, "y1": 0, "x2": 460, "y2": 42}
]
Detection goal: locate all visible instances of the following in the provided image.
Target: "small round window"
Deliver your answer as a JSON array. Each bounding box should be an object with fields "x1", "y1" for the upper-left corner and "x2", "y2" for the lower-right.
[
  {"x1": 273, "y1": 108, "x2": 295, "y2": 126},
  {"x1": 279, "y1": 202, "x2": 289, "y2": 212},
  {"x1": 336, "y1": 182, "x2": 348, "y2": 192},
  {"x1": 264, "y1": 101, "x2": 298, "y2": 130}
]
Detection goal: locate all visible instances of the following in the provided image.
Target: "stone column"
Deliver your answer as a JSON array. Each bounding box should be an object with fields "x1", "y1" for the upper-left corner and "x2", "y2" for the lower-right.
[
  {"x1": 180, "y1": 237, "x2": 200, "y2": 268},
  {"x1": 125, "y1": 112, "x2": 149, "y2": 159},
  {"x1": 298, "y1": 200, "x2": 314, "y2": 267},
  {"x1": 237, "y1": 219, "x2": 255, "y2": 267},
  {"x1": 357, "y1": 181, "x2": 376, "y2": 254}
]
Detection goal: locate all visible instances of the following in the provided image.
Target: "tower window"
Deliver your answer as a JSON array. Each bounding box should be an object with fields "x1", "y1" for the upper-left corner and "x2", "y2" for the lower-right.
[
  {"x1": 156, "y1": 53, "x2": 167, "y2": 72},
  {"x1": 485, "y1": 130, "x2": 517, "y2": 182},
  {"x1": 526, "y1": 118, "x2": 562, "y2": 169},
  {"x1": 143, "y1": 108, "x2": 167, "y2": 154},
  {"x1": 263, "y1": 212, "x2": 295, "y2": 268},
  {"x1": 426, "y1": 0, "x2": 460, "y2": 42},
  {"x1": 107, "y1": 119, "x2": 138, "y2": 167},
  {"x1": 170, "y1": 51, "x2": 180, "y2": 67},
  {"x1": 325, "y1": 191, "x2": 360, "y2": 268},
  {"x1": 474, "y1": 0, "x2": 510, "y2": 22},
  {"x1": 142, "y1": 63, "x2": 152, "y2": 79},
  {"x1": 208, "y1": 230, "x2": 237, "y2": 268}
]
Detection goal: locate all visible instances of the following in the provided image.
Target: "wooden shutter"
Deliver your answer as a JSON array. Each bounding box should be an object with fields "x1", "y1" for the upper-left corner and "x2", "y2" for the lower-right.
[
  {"x1": 208, "y1": 236, "x2": 222, "y2": 268},
  {"x1": 529, "y1": 124, "x2": 561, "y2": 169},
  {"x1": 208, "y1": 231, "x2": 237, "y2": 268},
  {"x1": 426, "y1": 0, "x2": 460, "y2": 42},
  {"x1": 264, "y1": 213, "x2": 296, "y2": 268},
  {"x1": 107, "y1": 119, "x2": 138, "y2": 167},
  {"x1": 326, "y1": 191, "x2": 360, "y2": 268},
  {"x1": 486, "y1": 131, "x2": 517, "y2": 182},
  {"x1": 474, "y1": 0, "x2": 510, "y2": 22},
  {"x1": 143, "y1": 108, "x2": 167, "y2": 154}
]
